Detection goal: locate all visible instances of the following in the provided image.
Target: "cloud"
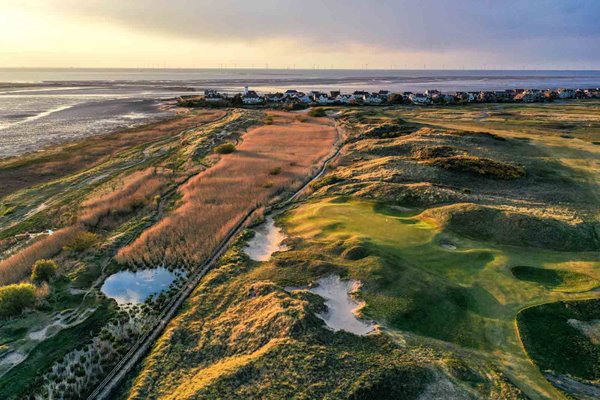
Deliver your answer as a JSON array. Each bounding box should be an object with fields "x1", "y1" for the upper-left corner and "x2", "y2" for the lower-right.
[
  {"x1": 43, "y1": 0, "x2": 599, "y2": 49},
  {"x1": 7, "y1": 0, "x2": 600, "y2": 67}
]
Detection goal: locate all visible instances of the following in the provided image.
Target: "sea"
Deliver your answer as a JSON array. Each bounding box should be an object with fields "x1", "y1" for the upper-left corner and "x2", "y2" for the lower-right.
[{"x1": 1, "y1": 68, "x2": 599, "y2": 159}]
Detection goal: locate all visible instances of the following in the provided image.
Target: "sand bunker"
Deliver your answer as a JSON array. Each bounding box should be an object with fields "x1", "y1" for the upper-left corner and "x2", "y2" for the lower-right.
[
  {"x1": 308, "y1": 275, "x2": 375, "y2": 336},
  {"x1": 244, "y1": 216, "x2": 288, "y2": 261}
]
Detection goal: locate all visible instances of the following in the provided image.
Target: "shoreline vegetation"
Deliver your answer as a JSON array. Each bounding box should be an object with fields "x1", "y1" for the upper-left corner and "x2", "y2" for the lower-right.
[{"x1": 0, "y1": 99, "x2": 598, "y2": 399}]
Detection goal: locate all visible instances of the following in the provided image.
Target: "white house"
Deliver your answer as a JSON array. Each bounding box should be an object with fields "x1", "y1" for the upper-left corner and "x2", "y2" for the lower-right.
[
  {"x1": 363, "y1": 94, "x2": 383, "y2": 105},
  {"x1": 556, "y1": 88, "x2": 575, "y2": 99},
  {"x1": 409, "y1": 93, "x2": 431, "y2": 105},
  {"x1": 297, "y1": 94, "x2": 312, "y2": 103},
  {"x1": 336, "y1": 94, "x2": 353, "y2": 104},
  {"x1": 284, "y1": 89, "x2": 299, "y2": 98},
  {"x1": 352, "y1": 90, "x2": 369, "y2": 101},
  {"x1": 317, "y1": 94, "x2": 336, "y2": 104},
  {"x1": 204, "y1": 89, "x2": 225, "y2": 102},
  {"x1": 241, "y1": 86, "x2": 263, "y2": 104}
]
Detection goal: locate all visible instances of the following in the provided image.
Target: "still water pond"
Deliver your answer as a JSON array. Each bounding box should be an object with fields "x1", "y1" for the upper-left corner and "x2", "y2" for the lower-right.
[{"x1": 101, "y1": 267, "x2": 180, "y2": 305}]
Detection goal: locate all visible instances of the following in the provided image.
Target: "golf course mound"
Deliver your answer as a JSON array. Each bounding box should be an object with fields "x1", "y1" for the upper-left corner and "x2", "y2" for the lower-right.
[
  {"x1": 444, "y1": 130, "x2": 507, "y2": 142},
  {"x1": 412, "y1": 145, "x2": 462, "y2": 160},
  {"x1": 424, "y1": 155, "x2": 525, "y2": 179},
  {"x1": 511, "y1": 266, "x2": 599, "y2": 292},
  {"x1": 317, "y1": 181, "x2": 468, "y2": 207},
  {"x1": 341, "y1": 244, "x2": 370, "y2": 260},
  {"x1": 421, "y1": 203, "x2": 600, "y2": 251},
  {"x1": 362, "y1": 120, "x2": 418, "y2": 139},
  {"x1": 517, "y1": 299, "x2": 600, "y2": 381}
]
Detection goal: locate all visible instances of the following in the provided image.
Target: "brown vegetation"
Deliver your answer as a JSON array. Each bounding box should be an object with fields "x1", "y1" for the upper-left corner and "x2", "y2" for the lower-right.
[
  {"x1": 0, "y1": 110, "x2": 225, "y2": 198},
  {"x1": 0, "y1": 226, "x2": 81, "y2": 285},
  {"x1": 117, "y1": 111, "x2": 337, "y2": 268},
  {"x1": 79, "y1": 168, "x2": 171, "y2": 229}
]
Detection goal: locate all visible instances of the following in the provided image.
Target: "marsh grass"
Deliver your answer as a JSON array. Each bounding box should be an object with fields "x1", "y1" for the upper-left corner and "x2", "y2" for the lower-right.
[
  {"x1": 80, "y1": 168, "x2": 170, "y2": 229},
  {"x1": 117, "y1": 112, "x2": 337, "y2": 269},
  {"x1": 0, "y1": 227, "x2": 81, "y2": 286}
]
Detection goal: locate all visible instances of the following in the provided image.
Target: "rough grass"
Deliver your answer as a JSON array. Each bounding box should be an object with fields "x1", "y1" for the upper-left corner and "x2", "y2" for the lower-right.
[
  {"x1": 511, "y1": 266, "x2": 599, "y2": 292},
  {"x1": 79, "y1": 168, "x2": 170, "y2": 229},
  {"x1": 425, "y1": 155, "x2": 525, "y2": 179},
  {"x1": 124, "y1": 238, "x2": 520, "y2": 400},
  {"x1": 117, "y1": 111, "x2": 337, "y2": 269},
  {"x1": 421, "y1": 203, "x2": 600, "y2": 252},
  {"x1": 517, "y1": 299, "x2": 600, "y2": 380}
]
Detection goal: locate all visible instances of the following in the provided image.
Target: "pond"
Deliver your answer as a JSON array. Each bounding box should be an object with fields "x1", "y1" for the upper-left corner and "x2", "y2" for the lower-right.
[
  {"x1": 101, "y1": 267, "x2": 181, "y2": 305},
  {"x1": 244, "y1": 216, "x2": 288, "y2": 261}
]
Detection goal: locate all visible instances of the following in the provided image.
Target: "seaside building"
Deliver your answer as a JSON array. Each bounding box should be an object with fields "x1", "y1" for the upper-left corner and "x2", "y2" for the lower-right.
[
  {"x1": 241, "y1": 86, "x2": 263, "y2": 104},
  {"x1": 409, "y1": 93, "x2": 431, "y2": 105}
]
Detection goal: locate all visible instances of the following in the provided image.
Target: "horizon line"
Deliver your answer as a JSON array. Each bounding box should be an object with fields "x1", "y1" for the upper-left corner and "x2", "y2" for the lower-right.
[{"x1": 1, "y1": 67, "x2": 600, "y2": 72}]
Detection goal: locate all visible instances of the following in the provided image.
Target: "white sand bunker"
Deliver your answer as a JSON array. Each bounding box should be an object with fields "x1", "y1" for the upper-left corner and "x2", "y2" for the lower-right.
[
  {"x1": 244, "y1": 216, "x2": 288, "y2": 261},
  {"x1": 308, "y1": 275, "x2": 375, "y2": 336}
]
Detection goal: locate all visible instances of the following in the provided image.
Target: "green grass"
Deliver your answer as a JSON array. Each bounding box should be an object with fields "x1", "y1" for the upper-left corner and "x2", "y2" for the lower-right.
[
  {"x1": 0, "y1": 301, "x2": 115, "y2": 399},
  {"x1": 511, "y1": 265, "x2": 599, "y2": 292},
  {"x1": 278, "y1": 198, "x2": 600, "y2": 352},
  {"x1": 517, "y1": 299, "x2": 600, "y2": 380}
]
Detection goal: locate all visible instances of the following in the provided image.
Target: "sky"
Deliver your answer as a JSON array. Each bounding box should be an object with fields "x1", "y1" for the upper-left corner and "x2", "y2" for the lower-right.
[{"x1": 1, "y1": 0, "x2": 599, "y2": 69}]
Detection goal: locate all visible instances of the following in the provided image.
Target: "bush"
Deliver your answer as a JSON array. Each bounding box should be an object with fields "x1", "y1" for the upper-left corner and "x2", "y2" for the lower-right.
[
  {"x1": 269, "y1": 167, "x2": 282, "y2": 175},
  {"x1": 63, "y1": 231, "x2": 99, "y2": 252},
  {"x1": 215, "y1": 143, "x2": 236, "y2": 154},
  {"x1": 0, "y1": 283, "x2": 36, "y2": 318},
  {"x1": 31, "y1": 259, "x2": 58, "y2": 284},
  {"x1": 308, "y1": 108, "x2": 326, "y2": 117}
]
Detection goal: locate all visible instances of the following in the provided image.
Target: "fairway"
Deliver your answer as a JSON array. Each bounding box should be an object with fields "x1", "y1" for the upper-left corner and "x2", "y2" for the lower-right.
[{"x1": 281, "y1": 197, "x2": 600, "y2": 398}]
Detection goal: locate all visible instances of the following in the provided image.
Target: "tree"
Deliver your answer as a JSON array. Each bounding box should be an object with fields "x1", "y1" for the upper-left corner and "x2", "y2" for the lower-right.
[
  {"x1": 31, "y1": 259, "x2": 58, "y2": 284},
  {"x1": 0, "y1": 283, "x2": 36, "y2": 318}
]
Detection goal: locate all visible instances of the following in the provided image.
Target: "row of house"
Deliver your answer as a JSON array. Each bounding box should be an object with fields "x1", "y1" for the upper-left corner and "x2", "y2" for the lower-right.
[{"x1": 201, "y1": 86, "x2": 600, "y2": 106}]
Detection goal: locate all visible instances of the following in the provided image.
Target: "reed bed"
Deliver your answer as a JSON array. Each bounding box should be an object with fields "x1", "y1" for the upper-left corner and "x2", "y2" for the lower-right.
[
  {"x1": 117, "y1": 112, "x2": 337, "y2": 269},
  {"x1": 0, "y1": 227, "x2": 81, "y2": 286},
  {"x1": 80, "y1": 168, "x2": 171, "y2": 229}
]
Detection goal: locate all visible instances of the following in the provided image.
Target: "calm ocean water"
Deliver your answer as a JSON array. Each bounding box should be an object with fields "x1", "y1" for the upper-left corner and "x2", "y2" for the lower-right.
[{"x1": 1, "y1": 68, "x2": 599, "y2": 158}]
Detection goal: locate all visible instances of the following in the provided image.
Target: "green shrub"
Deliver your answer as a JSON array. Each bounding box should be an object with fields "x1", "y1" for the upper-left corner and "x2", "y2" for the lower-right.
[
  {"x1": 64, "y1": 231, "x2": 99, "y2": 252},
  {"x1": 269, "y1": 166, "x2": 282, "y2": 175},
  {"x1": 308, "y1": 108, "x2": 326, "y2": 117},
  {"x1": 310, "y1": 174, "x2": 343, "y2": 190},
  {"x1": 31, "y1": 259, "x2": 58, "y2": 284},
  {"x1": 0, "y1": 283, "x2": 36, "y2": 318},
  {"x1": 215, "y1": 143, "x2": 236, "y2": 154}
]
